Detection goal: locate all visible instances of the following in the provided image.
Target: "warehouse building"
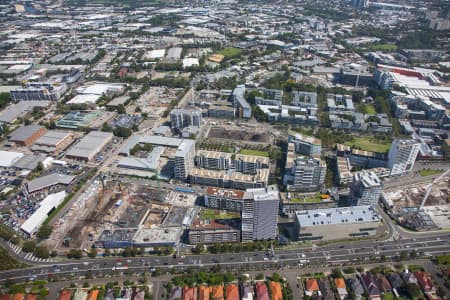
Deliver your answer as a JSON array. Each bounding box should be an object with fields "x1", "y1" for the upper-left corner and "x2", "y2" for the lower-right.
[
  {"x1": 26, "y1": 173, "x2": 76, "y2": 194},
  {"x1": 294, "y1": 205, "x2": 381, "y2": 241},
  {"x1": 66, "y1": 131, "x2": 113, "y2": 161},
  {"x1": 20, "y1": 191, "x2": 66, "y2": 235},
  {"x1": 0, "y1": 150, "x2": 24, "y2": 167},
  {"x1": 31, "y1": 130, "x2": 74, "y2": 154},
  {"x1": 8, "y1": 125, "x2": 47, "y2": 146}
]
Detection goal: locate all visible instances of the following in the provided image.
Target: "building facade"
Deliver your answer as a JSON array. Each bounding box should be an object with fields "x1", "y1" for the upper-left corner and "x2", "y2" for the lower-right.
[
  {"x1": 286, "y1": 156, "x2": 326, "y2": 192},
  {"x1": 174, "y1": 139, "x2": 196, "y2": 180},
  {"x1": 241, "y1": 185, "x2": 279, "y2": 242},
  {"x1": 387, "y1": 139, "x2": 420, "y2": 176},
  {"x1": 170, "y1": 108, "x2": 203, "y2": 130},
  {"x1": 350, "y1": 171, "x2": 383, "y2": 206},
  {"x1": 11, "y1": 82, "x2": 67, "y2": 101}
]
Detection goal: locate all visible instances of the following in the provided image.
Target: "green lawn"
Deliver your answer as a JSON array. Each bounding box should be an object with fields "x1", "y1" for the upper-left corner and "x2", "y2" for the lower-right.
[
  {"x1": 368, "y1": 44, "x2": 398, "y2": 52},
  {"x1": 0, "y1": 246, "x2": 28, "y2": 270},
  {"x1": 239, "y1": 149, "x2": 270, "y2": 157},
  {"x1": 418, "y1": 169, "x2": 444, "y2": 177},
  {"x1": 364, "y1": 104, "x2": 377, "y2": 115},
  {"x1": 382, "y1": 293, "x2": 395, "y2": 300},
  {"x1": 217, "y1": 47, "x2": 243, "y2": 58},
  {"x1": 199, "y1": 209, "x2": 240, "y2": 220},
  {"x1": 344, "y1": 137, "x2": 391, "y2": 153}
]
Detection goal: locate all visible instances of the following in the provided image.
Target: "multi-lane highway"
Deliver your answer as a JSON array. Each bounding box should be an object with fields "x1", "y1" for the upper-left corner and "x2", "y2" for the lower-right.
[{"x1": 1, "y1": 232, "x2": 448, "y2": 283}]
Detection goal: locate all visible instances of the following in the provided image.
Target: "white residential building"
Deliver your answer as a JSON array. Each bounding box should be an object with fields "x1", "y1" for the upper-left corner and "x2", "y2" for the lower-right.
[{"x1": 387, "y1": 139, "x2": 420, "y2": 176}]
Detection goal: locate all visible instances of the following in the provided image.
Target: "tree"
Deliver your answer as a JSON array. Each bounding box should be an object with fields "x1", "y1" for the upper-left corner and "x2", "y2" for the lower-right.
[
  {"x1": 224, "y1": 272, "x2": 235, "y2": 283},
  {"x1": 405, "y1": 283, "x2": 421, "y2": 298},
  {"x1": 102, "y1": 122, "x2": 113, "y2": 132},
  {"x1": 67, "y1": 249, "x2": 83, "y2": 259},
  {"x1": 113, "y1": 126, "x2": 132, "y2": 138},
  {"x1": 252, "y1": 105, "x2": 266, "y2": 122},
  {"x1": 88, "y1": 248, "x2": 97, "y2": 258},
  {"x1": 116, "y1": 104, "x2": 126, "y2": 114},
  {"x1": 33, "y1": 246, "x2": 49, "y2": 259},
  {"x1": 37, "y1": 224, "x2": 52, "y2": 240},
  {"x1": 22, "y1": 241, "x2": 35, "y2": 253}
]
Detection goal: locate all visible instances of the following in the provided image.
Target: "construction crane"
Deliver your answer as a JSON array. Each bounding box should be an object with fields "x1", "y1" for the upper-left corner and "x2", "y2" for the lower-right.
[
  {"x1": 419, "y1": 169, "x2": 450, "y2": 210},
  {"x1": 96, "y1": 172, "x2": 106, "y2": 213}
]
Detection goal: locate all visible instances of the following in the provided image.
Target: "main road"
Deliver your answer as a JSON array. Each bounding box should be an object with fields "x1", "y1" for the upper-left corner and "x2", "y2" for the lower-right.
[{"x1": 0, "y1": 232, "x2": 448, "y2": 283}]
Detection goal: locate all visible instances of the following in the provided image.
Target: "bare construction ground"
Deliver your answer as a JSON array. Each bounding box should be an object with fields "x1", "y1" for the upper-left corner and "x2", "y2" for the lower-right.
[
  {"x1": 208, "y1": 126, "x2": 270, "y2": 144},
  {"x1": 383, "y1": 178, "x2": 450, "y2": 215}
]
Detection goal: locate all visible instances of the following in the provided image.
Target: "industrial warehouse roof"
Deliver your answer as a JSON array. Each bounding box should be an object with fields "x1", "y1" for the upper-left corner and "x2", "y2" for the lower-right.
[
  {"x1": 118, "y1": 135, "x2": 193, "y2": 156},
  {"x1": 0, "y1": 101, "x2": 50, "y2": 123},
  {"x1": 66, "y1": 131, "x2": 113, "y2": 159},
  {"x1": 0, "y1": 150, "x2": 24, "y2": 167},
  {"x1": 295, "y1": 205, "x2": 380, "y2": 227},
  {"x1": 117, "y1": 146, "x2": 164, "y2": 171},
  {"x1": 34, "y1": 130, "x2": 72, "y2": 146},
  {"x1": 27, "y1": 173, "x2": 76, "y2": 193},
  {"x1": 9, "y1": 125, "x2": 46, "y2": 142},
  {"x1": 13, "y1": 154, "x2": 47, "y2": 170},
  {"x1": 20, "y1": 191, "x2": 66, "y2": 235}
]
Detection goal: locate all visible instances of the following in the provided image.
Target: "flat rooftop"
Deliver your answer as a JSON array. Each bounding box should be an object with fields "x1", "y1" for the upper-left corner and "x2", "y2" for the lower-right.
[{"x1": 295, "y1": 205, "x2": 380, "y2": 227}]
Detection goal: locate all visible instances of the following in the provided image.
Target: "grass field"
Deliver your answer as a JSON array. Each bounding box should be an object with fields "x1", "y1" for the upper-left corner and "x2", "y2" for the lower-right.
[
  {"x1": 368, "y1": 44, "x2": 398, "y2": 52},
  {"x1": 418, "y1": 169, "x2": 444, "y2": 177},
  {"x1": 344, "y1": 137, "x2": 391, "y2": 153},
  {"x1": 0, "y1": 246, "x2": 27, "y2": 271},
  {"x1": 199, "y1": 209, "x2": 240, "y2": 220},
  {"x1": 239, "y1": 149, "x2": 270, "y2": 157},
  {"x1": 217, "y1": 47, "x2": 243, "y2": 58},
  {"x1": 363, "y1": 104, "x2": 377, "y2": 114}
]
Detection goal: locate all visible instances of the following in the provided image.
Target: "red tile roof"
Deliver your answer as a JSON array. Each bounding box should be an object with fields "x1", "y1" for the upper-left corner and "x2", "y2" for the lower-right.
[
  {"x1": 255, "y1": 282, "x2": 269, "y2": 300},
  {"x1": 225, "y1": 284, "x2": 239, "y2": 300},
  {"x1": 268, "y1": 281, "x2": 283, "y2": 300},
  {"x1": 183, "y1": 286, "x2": 198, "y2": 300},
  {"x1": 306, "y1": 279, "x2": 320, "y2": 292},
  {"x1": 58, "y1": 290, "x2": 72, "y2": 300}
]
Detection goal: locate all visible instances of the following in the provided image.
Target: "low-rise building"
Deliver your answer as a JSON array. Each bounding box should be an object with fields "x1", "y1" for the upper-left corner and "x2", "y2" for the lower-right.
[
  {"x1": 294, "y1": 205, "x2": 381, "y2": 241},
  {"x1": 31, "y1": 130, "x2": 74, "y2": 154},
  {"x1": 11, "y1": 82, "x2": 67, "y2": 101},
  {"x1": 9, "y1": 125, "x2": 47, "y2": 147},
  {"x1": 66, "y1": 131, "x2": 113, "y2": 162},
  {"x1": 288, "y1": 132, "x2": 322, "y2": 156},
  {"x1": 20, "y1": 191, "x2": 66, "y2": 235},
  {"x1": 188, "y1": 219, "x2": 240, "y2": 244}
]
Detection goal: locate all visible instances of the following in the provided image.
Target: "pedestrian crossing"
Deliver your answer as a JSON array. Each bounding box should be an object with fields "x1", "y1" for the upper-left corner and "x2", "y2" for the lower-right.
[{"x1": 7, "y1": 241, "x2": 53, "y2": 263}]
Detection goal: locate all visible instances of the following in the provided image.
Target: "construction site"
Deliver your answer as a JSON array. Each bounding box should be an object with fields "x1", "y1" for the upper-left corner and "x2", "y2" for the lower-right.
[
  {"x1": 208, "y1": 125, "x2": 271, "y2": 144},
  {"x1": 382, "y1": 170, "x2": 450, "y2": 231},
  {"x1": 47, "y1": 176, "x2": 197, "y2": 251}
]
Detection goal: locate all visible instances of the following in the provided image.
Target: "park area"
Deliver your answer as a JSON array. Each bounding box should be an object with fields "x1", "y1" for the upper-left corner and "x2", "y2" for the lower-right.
[
  {"x1": 344, "y1": 136, "x2": 391, "y2": 153},
  {"x1": 217, "y1": 47, "x2": 243, "y2": 58}
]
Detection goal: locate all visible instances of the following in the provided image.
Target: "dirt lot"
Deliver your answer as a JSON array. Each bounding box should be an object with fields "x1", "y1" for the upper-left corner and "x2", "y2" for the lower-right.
[{"x1": 208, "y1": 126, "x2": 270, "y2": 143}]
